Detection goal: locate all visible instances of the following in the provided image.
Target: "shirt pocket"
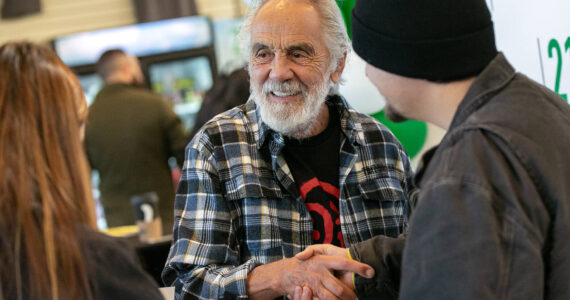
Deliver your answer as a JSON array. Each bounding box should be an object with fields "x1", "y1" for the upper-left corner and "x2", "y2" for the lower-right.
[
  {"x1": 347, "y1": 177, "x2": 408, "y2": 239},
  {"x1": 224, "y1": 174, "x2": 284, "y2": 264},
  {"x1": 358, "y1": 176, "x2": 407, "y2": 203}
]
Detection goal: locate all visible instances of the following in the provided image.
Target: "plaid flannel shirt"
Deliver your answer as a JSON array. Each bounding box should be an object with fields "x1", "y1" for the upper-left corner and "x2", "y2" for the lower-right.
[{"x1": 162, "y1": 95, "x2": 417, "y2": 299}]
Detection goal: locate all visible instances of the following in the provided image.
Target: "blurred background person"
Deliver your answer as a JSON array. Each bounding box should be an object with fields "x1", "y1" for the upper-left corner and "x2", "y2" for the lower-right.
[
  {"x1": 189, "y1": 67, "x2": 250, "y2": 138},
  {"x1": 0, "y1": 41, "x2": 162, "y2": 300},
  {"x1": 84, "y1": 49, "x2": 187, "y2": 233}
]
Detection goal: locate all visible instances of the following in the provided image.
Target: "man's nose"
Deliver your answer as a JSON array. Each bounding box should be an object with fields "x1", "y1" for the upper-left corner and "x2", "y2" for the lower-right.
[{"x1": 269, "y1": 54, "x2": 294, "y2": 82}]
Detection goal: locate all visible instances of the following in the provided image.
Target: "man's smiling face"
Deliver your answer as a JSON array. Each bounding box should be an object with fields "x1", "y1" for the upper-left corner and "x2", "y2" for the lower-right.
[{"x1": 249, "y1": 0, "x2": 342, "y2": 137}]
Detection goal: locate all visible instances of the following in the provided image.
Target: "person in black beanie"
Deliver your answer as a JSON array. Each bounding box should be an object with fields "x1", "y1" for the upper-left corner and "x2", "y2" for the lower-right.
[{"x1": 296, "y1": 0, "x2": 570, "y2": 299}]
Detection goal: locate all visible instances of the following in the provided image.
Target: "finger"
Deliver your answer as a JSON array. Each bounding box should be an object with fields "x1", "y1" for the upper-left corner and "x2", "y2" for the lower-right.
[
  {"x1": 304, "y1": 272, "x2": 342, "y2": 300},
  {"x1": 295, "y1": 245, "x2": 320, "y2": 260},
  {"x1": 297, "y1": 244, "x2": 340, "y2": 260},
  {"x1": 296, "y1": 247, "x2": 316, "y2": 260},
  {"x1": 315, "y1": 256, "x2": 375, "y2": 278},
  {"x1": 313, "y1": 285, "x2": 340, "y2": 300},
  {"x1": 340, "y1": 272, "x2": 355, "y2": 289},
  {"x1": 301, "y1": 286, "x2": 312, "y2": 300},
  {"x1": 292, "y1": 286, "x2": 302, "y2": 300},
  {"x1": 320, "y1": 274, "x2": 357, "y2": 300}
]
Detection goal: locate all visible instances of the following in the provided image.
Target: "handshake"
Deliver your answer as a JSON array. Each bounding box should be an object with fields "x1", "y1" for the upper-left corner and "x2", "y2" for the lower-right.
[{"x1": 247, "y1": 244, "x2": 375, "y2": 300}]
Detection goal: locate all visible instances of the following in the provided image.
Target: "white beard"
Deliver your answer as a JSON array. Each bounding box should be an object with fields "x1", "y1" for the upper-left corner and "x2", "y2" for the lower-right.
[{"x1": 252, "y1": 76, "x2": 330, "y2": 139}]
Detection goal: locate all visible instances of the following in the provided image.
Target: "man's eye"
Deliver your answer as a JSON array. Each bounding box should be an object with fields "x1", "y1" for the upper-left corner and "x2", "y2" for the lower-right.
[
  {"x1": 292, "y1": 51, "x2": 305, "y2": 59},
  {"x1": 255, "y1": 50, "x2": 272, "y2": 59}
]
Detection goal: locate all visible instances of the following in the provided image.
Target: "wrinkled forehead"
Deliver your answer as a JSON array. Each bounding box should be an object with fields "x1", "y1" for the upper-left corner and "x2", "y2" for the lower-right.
[{"x1": 250, "y1": 0, "x2": 324, "y2": 49}]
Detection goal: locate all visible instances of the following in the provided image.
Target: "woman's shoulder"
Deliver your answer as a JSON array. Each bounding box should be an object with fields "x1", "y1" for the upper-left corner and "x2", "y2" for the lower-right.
[
  {"x1": 76, "y1": 225, "x2": 164, "y2": 300},
  {"x1": 78, "y1": 226, "x2": 133, "y2": 256}
]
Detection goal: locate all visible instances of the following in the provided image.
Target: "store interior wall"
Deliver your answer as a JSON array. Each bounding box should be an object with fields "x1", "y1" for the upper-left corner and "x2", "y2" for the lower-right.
[{"x1": 0, "y1": 0, "x2": 247, "y2": 46}]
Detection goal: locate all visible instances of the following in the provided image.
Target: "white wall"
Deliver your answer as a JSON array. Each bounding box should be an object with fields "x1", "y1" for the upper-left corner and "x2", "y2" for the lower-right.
[{"x1": 488, "y1": 0, "x2": 570, "y2": 101}]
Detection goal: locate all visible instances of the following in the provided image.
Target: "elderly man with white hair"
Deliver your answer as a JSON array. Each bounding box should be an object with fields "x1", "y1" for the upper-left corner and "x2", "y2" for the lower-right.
[{"x1": 162, "y1": 0, "x2": 416, "y2": 299}]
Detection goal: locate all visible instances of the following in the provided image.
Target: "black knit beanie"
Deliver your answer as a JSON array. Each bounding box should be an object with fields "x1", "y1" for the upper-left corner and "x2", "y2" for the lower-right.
[{"x1": 351, "y1": 0, "x2": 498, "y2": 81}]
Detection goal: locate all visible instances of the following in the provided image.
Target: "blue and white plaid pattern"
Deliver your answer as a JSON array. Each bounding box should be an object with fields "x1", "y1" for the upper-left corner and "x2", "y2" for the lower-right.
[{"x1": 163, "y1": 95, "x2": 417, "y2": 299}]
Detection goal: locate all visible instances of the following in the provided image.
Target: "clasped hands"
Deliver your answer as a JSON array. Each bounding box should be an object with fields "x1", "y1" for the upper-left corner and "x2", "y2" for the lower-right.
[
  {"x1": 290, "y1": 244, "x2": 373, "y2": 300},
  {"x1": 247, "y1": 244, "x2": 374, "y2": 300}
]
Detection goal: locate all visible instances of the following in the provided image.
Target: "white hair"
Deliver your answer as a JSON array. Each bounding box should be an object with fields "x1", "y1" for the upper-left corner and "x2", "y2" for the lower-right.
[{"x1": 239, "y1": 0, "x2": 350, "y2": 95}]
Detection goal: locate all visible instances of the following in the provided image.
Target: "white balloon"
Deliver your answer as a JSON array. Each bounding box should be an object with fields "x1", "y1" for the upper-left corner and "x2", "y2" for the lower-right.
[{"x1": 338, "y1": 47, "x2": 386, "y2": 115}]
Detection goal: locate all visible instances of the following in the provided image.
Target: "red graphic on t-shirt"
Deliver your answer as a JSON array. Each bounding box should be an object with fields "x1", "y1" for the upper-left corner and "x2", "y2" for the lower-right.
[
  {"x1": 305, "y1": 202, "x2": 333, "y2": 243},
  {"x1": 300, "y1": 178, "x2": 344, "y2": 247},
  {"x1": 300, "y1": 177, "x2": 339, "y2": 200}
]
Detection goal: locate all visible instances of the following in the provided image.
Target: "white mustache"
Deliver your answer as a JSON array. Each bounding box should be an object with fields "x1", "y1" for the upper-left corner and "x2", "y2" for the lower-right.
[{"x1": 262, "y1": 80, "x2": 306, "y2": 96}]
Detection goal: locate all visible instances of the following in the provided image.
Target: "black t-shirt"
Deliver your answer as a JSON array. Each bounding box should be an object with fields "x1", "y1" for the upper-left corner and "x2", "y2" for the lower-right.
[{"x1": 283, "y1": 105, "x2": 344, "y2": 247}]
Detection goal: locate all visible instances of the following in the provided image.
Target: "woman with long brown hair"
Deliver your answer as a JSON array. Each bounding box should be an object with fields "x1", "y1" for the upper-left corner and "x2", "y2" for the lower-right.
[{"x1": 0, "y1": 42, "x2": 163, "y2": 299}]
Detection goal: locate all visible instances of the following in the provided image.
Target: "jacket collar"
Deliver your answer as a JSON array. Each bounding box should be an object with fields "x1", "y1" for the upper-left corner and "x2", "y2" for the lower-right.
[
  {"x1": 449, "y1": 52, "x2": 517, "y2": 131},
  {"x1": 414, "y1": 52, "x2": 517, "y2": 188}
]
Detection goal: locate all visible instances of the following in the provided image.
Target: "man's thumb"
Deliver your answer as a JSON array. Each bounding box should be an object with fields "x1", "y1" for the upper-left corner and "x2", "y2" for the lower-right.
[{"x1": 295, "y1": 247, "x2": 314, "y2": 260}]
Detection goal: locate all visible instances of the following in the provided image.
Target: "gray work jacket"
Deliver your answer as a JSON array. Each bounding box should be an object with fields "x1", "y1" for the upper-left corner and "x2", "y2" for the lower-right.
[{"x1": 350, "y1": 53, "x2": 570, "y2": 300}]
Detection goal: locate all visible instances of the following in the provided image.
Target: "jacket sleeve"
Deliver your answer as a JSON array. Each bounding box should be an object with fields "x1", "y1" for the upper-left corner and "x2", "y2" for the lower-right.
[
  {"x1": 161, "y1": 137, "x2": 260, "y2": 299},
  {"x1": 349, "y1": 235, "x2": 406, "y2": 300}
]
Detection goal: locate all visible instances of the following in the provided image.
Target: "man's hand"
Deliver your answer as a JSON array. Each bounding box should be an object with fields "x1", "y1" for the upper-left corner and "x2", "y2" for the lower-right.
[
  {"x1": 296, "y1": 244, "x2": 352, "y2": 259},
  {"x1": 296, "y1": 244, "x2": 375, "y2": 293},
  {"x1": 248, "y1": 254, "x2": 373, "y2": 300}
]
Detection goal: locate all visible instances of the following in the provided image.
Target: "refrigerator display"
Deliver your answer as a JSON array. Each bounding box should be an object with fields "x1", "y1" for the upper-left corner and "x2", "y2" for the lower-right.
[{"x1": 147, "y1": 56, "x2": 214, "y2": 130}]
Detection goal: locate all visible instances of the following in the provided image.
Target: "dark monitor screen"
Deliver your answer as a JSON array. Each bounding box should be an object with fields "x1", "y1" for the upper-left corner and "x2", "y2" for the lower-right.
[{"x1": 148, "y1": 56, "x2": 214, "y2": 130}]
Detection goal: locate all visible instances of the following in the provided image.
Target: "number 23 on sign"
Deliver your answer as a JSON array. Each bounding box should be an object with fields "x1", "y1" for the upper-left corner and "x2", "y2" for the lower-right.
[{"x1": 548, "y1": 37, "x2": 570, "y2": 102}]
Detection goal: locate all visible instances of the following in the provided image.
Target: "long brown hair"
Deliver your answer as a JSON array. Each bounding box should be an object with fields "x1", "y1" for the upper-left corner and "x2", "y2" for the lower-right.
[{"x1": 0, "y1": 42, "x2": 96, "y2": 299}]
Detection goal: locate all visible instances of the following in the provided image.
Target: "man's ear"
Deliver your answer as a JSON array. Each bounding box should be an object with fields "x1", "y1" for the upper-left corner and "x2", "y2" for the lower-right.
[{"x1": 330, "y1": 52, "x2": 347, "y2": 83}]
